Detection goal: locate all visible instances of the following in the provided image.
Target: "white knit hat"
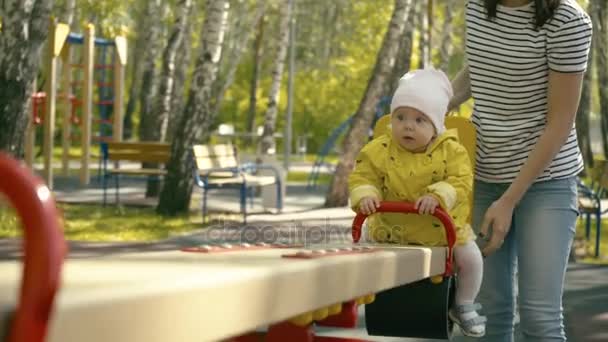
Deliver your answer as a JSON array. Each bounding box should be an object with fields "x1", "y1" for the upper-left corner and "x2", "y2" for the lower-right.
[{"x1": 390, "y1": 68, "x2": 453, "y2": 135}]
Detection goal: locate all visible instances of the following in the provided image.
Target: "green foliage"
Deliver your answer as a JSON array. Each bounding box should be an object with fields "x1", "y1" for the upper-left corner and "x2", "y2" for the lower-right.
[
  {"x1": 57, "y1": 0, "x2": 608, "y2": 156},
  {"x1": 220, "y1": 0, "x2": 392, "y2": 153},
  {"x1": 54, "y1": 0, "x2": 134, "y2": 37}
]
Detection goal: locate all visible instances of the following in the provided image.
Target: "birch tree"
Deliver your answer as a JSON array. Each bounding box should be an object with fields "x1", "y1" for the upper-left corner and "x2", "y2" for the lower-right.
[
  {"x1": 259, "y1": 0, "x2": 293, "y2": 155},
  {"x1": 154, "y1": 0, "x2": 194, "y2": 143},
  {"x1": 138, "y1": 0, "x2": 166, "y2": 143},
  {"x1": 439, "y1": 0, "x2": 454, "y2": 72},
  {"x1": 168, "y1": 7, "x2": 195, "y2": 141},
  {"x1": 123, "y1": 0, "x2": 161, "y2": 139},
  {"x1": 246, "y1": 13, "x2": 266, "y2": 142},
  {"x1": 325, "y1": 0, "x2": 414, "y2": 207},
  {"x1": 576, "y1": 4, "x2": 594, "y2": 169},
  {"x1": 58, "y1": 0, "x2": 76, "y2": 27},
  {"x1": 387, "y1": 9, "x2": 415, "y2": 97},
  {"x1": 596, "y1": 0, "x2": 608, "y2": 159},
  {"x1": 0, "y1": 0, "x2": 54, "y2": 157},
  {"x1": 417, "y1": 0, "x2": 430, "y2": 69},
  {"x1": 157, "y1": 0, "x2": 229, "y2": 215},
  {"x1": 211, "y1": 0, "x2": 266, "y2": 118}
]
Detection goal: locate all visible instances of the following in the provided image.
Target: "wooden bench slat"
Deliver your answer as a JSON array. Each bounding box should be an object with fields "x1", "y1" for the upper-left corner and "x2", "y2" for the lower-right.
[
  {"x1": 109, "y1": 169, "x2": 167, "y2": 176},
  {"x1": 195, "y1": 157, "x2": 239, "y2": 170},
  {"x1": 207, "y1": 174, "x2": 276, "y2": 186},
  {"x1": 108, "y1": 152, "x2": 169, "y2": 163},
  {"x1": 107, "y1": 141, "x2": 171, "y2": 152},
  {"x1": 202, "y1": 171, "x2": 238, "y2": 178},
  {"x1": 192, "y1": 144, "x2": 235, "y2": 158}
]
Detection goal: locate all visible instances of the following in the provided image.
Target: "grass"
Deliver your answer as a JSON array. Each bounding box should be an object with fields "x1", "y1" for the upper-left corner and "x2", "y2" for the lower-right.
[
  {"x1": 286, "y1": 171, "x2": 332, "y2": 184},
  {"x1": 0, "y1": 204, "x2": 202, "y2": 242},
  {"x1": 38, "y1": 144, "x2": 342, "y2": 165},
  {"x1": 32, "y1": 145, "x2": 102, "y2": 163}
]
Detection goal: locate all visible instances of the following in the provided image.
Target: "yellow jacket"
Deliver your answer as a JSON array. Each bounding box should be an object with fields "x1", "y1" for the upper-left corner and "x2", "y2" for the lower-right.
[{"x1": 348, "y1": 130, "x2": 475, "y2": 246}]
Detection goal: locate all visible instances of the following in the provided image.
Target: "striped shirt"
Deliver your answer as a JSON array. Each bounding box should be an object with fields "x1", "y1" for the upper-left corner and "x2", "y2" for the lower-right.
[{"x1": 465, "y1": 0, "x2": 592, "y2": 183}]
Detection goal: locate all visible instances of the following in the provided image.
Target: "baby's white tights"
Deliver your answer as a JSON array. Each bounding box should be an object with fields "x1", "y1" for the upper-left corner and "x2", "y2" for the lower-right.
[{"x1": 454, "y1": 241, "x2": 484, "y2": 320}]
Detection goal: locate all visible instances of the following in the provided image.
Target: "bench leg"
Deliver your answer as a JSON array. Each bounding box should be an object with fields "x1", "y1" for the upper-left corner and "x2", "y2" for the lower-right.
[
  {"x1": 585, "y1": 213, "x2": 591, "y2": 240},
  {"x1": 249, "y1": 187, "x2": 254, "y2": 209},
  {"x1": 103, "y1": 174, "x2": 108, "y2": 207},
  {"x1": 115, "y1": 174, "x2": 120, "y2": 205},
  {"x1": 276, "y1": 179, "x2": 283, "y2": 213},
  {"x1": 595, "y1": 208, "x2": 601, "y2": 258},
  {"x1": 202, "y1": 188, "x2": 208, "y2": 224},
  {"x1": 240, "y1": 183, "x2": 247, "y2": 225}
]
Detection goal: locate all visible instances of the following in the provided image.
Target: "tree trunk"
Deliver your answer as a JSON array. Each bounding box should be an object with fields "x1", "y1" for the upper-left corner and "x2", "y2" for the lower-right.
[
  {"x1": 157, "y1": 0, "x2": 229, "y2": 216},
  {"x1": 576, "y1": 8, "x2": 594, "y2": 171},
  {"x1": 387, "y1": 9, "x2": 415, "y2": 97},
  {"x1": 138, "y1": 0, "x2": 165, "y2": 142},
  {"x1": 439, "y1": 0, "x2": 453, "y2": 72},
  {"x1": 417, "y1": 0, "x2": 430, "y2": 69},
  {"x1": 137, "y1": 0, "x2": 193, "y2": 198},
  {"x1": 246, "y1": 12, "x2": 266, "y2": 143},
  {"x1": 136, "y1": 0, "x2": 167, "y2": 197},
  {"x1": 211, "y1": 1, "x2": 266, "y2": 119},
  {"x1": 0, "y1": 0, "x2": 53, "y2": 158},
  {"x1": 259, "y1": 0, "x2": 293, "y2": 155},
  {"x1": 123, "y1": 1, "x2": 158, "y2": 140},
  {"x1": 168, "y1": 8, "x2": 195, "y2": 141},
  {"x1": 596, "y1": 0, "x2": 608, "y2": 160},
  {"x1": 325, "y1": 0, "x2": 413, "y2": 207},
  {"x1": 58, "y1": 0, "x2": 76, "y2": 27},
  {"x1": 154, "y1": 0, "x2": 193, "y2": 143}
]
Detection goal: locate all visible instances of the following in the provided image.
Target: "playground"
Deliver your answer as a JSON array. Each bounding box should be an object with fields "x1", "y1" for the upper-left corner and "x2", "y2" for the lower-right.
[
  {"x1": 1, "y1": 1, "x2": 608, "y2": 341},
  {"x1": 0, "y1": 164, "x2": 607, "y2": 341}
]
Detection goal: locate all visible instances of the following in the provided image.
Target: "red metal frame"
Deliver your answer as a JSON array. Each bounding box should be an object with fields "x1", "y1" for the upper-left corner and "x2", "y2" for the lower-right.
[
  {"x1": 0, "y1": 152, "x2": 67, "y2": 342},
  {"x1": 31, "y1": 92, "x2": 46, "y2": 125},
  {"x1": 351, "y1": 201, "x2": 456, "y2": 276},
  {"x1": 316, "y1": 300, "x2": 358, "y2": 328}
]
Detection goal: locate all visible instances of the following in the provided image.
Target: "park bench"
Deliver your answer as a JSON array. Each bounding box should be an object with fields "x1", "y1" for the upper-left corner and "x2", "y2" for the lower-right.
[
  {"x1": 192, "y1": 144, "x2": 282, "y2": 224},
  {"x1": 577, "y1": 159, "x2": 607, "y2": 257},
  {"x1": 102, "y1": 141, "x2": 170, "y2": 206}
]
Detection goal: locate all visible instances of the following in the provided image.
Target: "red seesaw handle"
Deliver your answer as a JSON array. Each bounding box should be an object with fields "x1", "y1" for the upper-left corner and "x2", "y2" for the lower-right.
[
  {"x1": 351, "y1": 201, "x2": 455, "y2": 276},
  {"x1": 0, "y1": 153, "x2": 67, "y2": 342}
]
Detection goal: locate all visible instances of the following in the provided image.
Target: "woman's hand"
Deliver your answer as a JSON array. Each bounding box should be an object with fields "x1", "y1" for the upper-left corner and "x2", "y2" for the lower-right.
[
  {"x1": 415, "y1": 195, "x2": 439, "y2": 215},
  {"x1": 359, "y1": 196, "x2": 381, "y2": 215},
  {"x1": 479, "y1": 197, "x2": 516, "y2": 257}
]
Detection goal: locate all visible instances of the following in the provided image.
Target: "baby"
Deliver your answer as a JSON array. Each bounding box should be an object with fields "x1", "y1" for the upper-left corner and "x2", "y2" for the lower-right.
[{"x1": 348, "y1": 68, "x2": 486, "y2": 337}]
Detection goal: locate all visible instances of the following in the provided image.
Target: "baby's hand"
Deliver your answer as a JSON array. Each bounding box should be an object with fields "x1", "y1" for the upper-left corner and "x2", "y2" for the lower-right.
[
  {"x1": 359, "y1": 196, "x2": 381, "y2": 215},
  {"x1": 415, "y1": 195, "x2": 439, "y2": 215}
]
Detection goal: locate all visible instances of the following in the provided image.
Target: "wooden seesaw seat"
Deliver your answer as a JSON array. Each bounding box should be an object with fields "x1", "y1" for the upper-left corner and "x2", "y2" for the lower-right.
[{"x1": 0, "y1": 153, "x2": 454, "y2": 342}]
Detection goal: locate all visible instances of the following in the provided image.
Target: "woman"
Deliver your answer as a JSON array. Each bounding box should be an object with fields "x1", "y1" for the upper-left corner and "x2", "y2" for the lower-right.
[{"x1": 449, "y1": 0, "x2": 592, "y2": 340}]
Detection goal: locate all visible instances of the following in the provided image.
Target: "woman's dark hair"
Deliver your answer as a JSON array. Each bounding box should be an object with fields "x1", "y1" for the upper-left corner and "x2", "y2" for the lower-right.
[{"x1": 484, "y1": 0, "x2": 560, "y2": 27}]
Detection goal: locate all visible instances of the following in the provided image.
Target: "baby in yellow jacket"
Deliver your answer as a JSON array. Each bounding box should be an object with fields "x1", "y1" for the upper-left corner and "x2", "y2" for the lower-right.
[{"x1": 348, "y1": 68, "x2": 486, "y2": 337}]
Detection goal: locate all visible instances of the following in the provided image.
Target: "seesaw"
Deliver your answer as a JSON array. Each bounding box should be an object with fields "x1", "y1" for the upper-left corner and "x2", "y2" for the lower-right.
[{"x1": 0, "y1": 152, "x2": 457, "y2": 342}]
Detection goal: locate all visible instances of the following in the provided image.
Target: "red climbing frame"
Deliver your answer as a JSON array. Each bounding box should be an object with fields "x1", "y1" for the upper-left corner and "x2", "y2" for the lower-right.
[
  {"x1": 31, "y1": 92, "x2": 46, "y2": 125},
  {"x1": 0, "y1": 153, "x2": 67, "y2": 342}
]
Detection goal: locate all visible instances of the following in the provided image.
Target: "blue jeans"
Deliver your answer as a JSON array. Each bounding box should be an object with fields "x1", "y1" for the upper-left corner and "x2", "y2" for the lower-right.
[{"x1": 465, "y1": 178, "x2": 578, "y2": 341}]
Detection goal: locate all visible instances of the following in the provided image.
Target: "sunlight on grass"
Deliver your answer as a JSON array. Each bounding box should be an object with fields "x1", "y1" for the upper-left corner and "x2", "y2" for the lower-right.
[
  {"x1": 287, "y1": 171, "x2": 332, "y2": 184},
  {"x1": 31, "y1": 145, "x2": 102, "y2": 162},
  {"x1": 0, "y1": 204, "x2": 202, "y2": 242}
]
